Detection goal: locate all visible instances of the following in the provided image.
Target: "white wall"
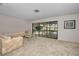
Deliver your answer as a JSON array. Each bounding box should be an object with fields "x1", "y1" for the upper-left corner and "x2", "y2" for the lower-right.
[
  {"x1": 26, "y1": 21, "x2": 32, "y2": 32},
  {"x1": 32, "y1": 14, "x2": 79, "y2": 43},
  {"x1": 0, "y1": 15, "x2": 27, "y2": 34}
]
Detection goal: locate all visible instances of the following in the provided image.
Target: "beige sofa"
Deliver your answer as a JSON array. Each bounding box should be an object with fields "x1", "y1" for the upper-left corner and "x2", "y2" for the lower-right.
[{"x1": 0, "y1": 33, "x2": 23, "y2": 55}]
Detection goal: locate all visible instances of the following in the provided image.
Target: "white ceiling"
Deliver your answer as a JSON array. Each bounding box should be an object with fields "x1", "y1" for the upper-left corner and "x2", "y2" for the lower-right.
[{"x1": 0, "y1": 3, "x2": 79, "y2": 21}]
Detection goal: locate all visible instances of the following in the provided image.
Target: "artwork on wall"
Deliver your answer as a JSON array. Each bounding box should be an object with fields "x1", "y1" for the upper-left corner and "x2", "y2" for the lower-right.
[{"x1": 64, "y1": 20, "x2": 76, "y2": 29}]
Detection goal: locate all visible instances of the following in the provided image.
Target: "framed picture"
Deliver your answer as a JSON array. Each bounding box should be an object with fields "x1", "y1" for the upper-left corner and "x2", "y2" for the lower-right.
[{"x1": 64, "y1": 20, "x2": 76, "y2": 29}]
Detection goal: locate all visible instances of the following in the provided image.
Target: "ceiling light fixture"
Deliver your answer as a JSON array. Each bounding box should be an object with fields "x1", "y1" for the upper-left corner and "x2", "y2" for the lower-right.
[
  {"x1": 0, "y1": 3, "x2": 7, "y2": 6},
  {"x1": 34, "y1": 9, "x2": 40, "y2": 13}
]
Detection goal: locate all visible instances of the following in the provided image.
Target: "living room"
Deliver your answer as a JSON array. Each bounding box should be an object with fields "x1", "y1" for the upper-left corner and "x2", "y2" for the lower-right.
[{"x1": 0, "y1": 3, "x2": 79, "y2": 56}]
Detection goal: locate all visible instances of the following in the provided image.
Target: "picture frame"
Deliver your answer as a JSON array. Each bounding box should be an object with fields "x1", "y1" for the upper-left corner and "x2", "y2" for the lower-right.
[{"x1": 64, "y1": 20, "x2": 76, "y2": 29}]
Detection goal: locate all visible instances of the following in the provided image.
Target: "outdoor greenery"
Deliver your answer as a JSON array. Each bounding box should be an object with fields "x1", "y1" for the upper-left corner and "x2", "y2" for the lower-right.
[{"x1": 35, "y1": 26, "x2": 42, "y2": 32}]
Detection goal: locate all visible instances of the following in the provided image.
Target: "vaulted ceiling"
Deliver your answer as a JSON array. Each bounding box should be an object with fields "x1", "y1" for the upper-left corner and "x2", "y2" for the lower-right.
[{"x1": 0, "y1": 3, "x2": 79, "y2": 21}]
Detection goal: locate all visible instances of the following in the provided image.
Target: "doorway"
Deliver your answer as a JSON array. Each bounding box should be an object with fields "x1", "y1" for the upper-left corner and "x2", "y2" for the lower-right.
[{"x1": 32, "y1": 21, "x2": 58, "y2": 39}]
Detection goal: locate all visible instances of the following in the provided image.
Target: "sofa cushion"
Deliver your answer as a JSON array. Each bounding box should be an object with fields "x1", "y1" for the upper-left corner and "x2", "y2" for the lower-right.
[{"x1": 0, "y1": 35, "x2": 9, "y2": 39}]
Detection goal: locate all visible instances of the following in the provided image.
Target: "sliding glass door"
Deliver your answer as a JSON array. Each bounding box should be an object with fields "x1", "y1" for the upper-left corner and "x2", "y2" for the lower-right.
[{"x1": 32, "y1": 21, "x2": 58, "y2": 39}]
